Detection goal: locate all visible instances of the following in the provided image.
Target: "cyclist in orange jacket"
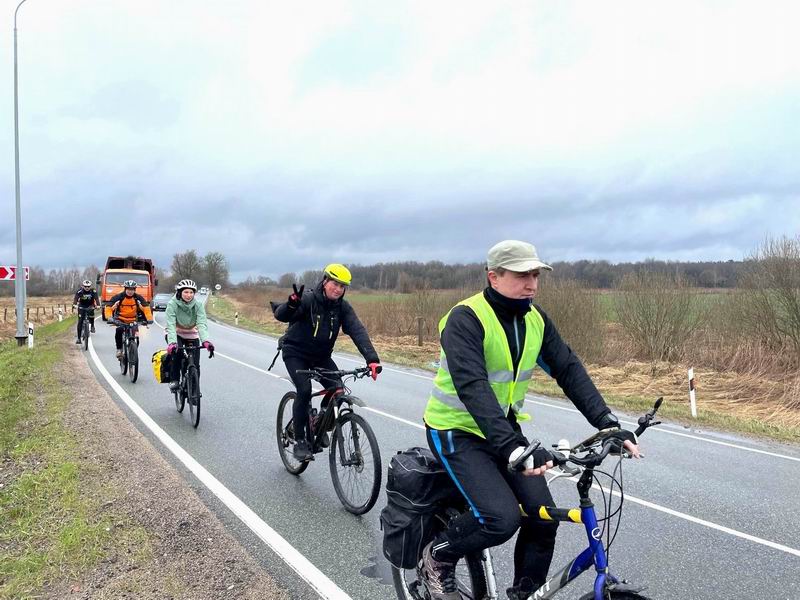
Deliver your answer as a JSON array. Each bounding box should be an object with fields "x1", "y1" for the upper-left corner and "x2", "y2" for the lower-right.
[{"x1": 108, "y1": 280, "x2": 150, "y2": 360}]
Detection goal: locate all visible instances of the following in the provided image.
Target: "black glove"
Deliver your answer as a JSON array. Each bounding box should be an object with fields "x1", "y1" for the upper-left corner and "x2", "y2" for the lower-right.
[
  {"x1": 607, "y1": 429, "x2": 638, "y2": 454},
  {"x1": 288, "y1": 284, "x2": 304, "y2": 308},
  {"x1": 596, "y1": 412, "x2": 620, "y2": 430}
]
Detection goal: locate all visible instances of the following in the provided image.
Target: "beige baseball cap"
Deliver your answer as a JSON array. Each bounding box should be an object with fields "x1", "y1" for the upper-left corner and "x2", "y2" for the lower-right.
[{"x1": 487, "y1": 240, "x2": 552, "y2": 272}]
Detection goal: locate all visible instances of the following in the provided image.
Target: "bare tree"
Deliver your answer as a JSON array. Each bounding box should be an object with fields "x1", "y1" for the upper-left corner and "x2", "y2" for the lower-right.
[
  {"x1": 171, "y1": 250, "x2": 202, "y2": 281},
  {"x1": 739, "y1": 235, "x2": 800, "y2": 358},
  {"x1": 202, "y1": 251, "x2": 230, "y2": 289},
  {"x1": 277, "y1": 272, "x2": 297, "y2": 287},
  {"x1": 614, "y1": 271, "x2": 707, "y2": 364}
]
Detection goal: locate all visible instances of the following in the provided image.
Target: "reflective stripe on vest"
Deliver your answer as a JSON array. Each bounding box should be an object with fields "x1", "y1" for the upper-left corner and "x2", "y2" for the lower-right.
[{"x1": 424, "y1": 292, "x2": 545, "y2": 438}]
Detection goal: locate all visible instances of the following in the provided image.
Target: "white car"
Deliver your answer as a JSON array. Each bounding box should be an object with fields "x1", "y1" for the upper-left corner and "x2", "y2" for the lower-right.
[{"x1": 199, "y1": 287, "x2": 208, "y2": 294}]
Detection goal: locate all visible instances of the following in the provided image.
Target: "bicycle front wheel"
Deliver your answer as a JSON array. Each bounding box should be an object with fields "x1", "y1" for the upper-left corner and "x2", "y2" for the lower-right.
[
  {"x1": 174, "y1": 383, "x2": 186, "y2": 413},
  {"x1": 128, "y1": 342, "x2": 139, "y2": 383},
  {"x1": 186, "y1": 366, "x2": 200, "y2": 428},
  {"x1": 329, "y1": 412, "x2": 381, "y2": 515},
  {"x1": 391, "y1": 552, "x2": 487, "y2": 600},
  {"x1": 82, "y1": 321, "x2": 89, "y2": 351},
  {"x1": 276, "y1": 392, "x2": 309, "y2": 475}
]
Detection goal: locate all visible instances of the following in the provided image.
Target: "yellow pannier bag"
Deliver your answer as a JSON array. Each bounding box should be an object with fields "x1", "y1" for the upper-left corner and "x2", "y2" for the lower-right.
[{"x1": 151, "y1": 349, "x2": 171, "y2": 383}]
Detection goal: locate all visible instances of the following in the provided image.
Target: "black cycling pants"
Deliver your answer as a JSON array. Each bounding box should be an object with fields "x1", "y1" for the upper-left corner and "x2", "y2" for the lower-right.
[
  {"x1": 284, "y1": 355, "x2": 340, "y2": 443},
  {"x1": 76, "y1": 309, "x2": 95, "y2": 338},
  {"x1": 169, "y1": 337, "x2": 201, "y2": 382},
  {"x1": 426, "y1": 427, "x2": 559, "y2": 588}
]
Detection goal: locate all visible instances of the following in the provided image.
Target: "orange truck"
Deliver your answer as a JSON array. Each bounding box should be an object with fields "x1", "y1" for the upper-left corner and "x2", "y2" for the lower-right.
[{"x1": 97, "y1": 256, "x2": 156, "y2": 322}]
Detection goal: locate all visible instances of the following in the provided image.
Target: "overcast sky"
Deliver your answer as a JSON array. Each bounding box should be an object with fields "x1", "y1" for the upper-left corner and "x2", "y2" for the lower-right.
[{"x1": 2, "y1": 1, "x2": 799, "y2": 281}]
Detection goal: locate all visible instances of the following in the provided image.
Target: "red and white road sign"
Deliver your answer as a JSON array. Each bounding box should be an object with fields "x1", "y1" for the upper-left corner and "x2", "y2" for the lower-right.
[{"x1": 0, "y1": 266, "x2": 30, "y2": 281}]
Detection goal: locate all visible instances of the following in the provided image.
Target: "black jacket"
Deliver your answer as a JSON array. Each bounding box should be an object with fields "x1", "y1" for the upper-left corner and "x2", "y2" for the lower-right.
[
  {"x1": 73, "y1": 288, "x2": 99, "y2": 307},
  {"x1": 440, "y1": 286, "x2": 614, "y2": 461},
  {"x1": 271, "y1": 282, "x2": 379, "y2": 363}
]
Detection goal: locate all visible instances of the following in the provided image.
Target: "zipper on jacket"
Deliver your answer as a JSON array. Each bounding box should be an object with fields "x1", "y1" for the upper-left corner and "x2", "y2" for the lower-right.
[{"x1": 513, "y1": 316, "x2": 522, "y2": 375}]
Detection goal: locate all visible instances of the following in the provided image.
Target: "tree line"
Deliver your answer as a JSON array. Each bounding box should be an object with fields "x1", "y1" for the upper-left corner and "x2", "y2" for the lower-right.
[
  {"x1": 252, "y1": 258, "x2": 748, "y2": 291},
  {"x1": 0, "y1": 250, "x2": 767, "y2": 297}
]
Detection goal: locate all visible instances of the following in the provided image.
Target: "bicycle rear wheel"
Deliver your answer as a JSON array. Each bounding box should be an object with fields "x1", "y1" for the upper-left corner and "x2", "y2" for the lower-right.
[
  {"x1": 391, "y1": 552, "x2": 486, "y2": 600},
  {"x1": 128, "y1": 341, "x2": 139, "y2": 383},
  {"x1": 329, "y1": 412, "x2": 381, "y2": 515},
  {"x1": 276, "y1": 392, "x2": 309, "y2": 475},
  {"x1": 186, "y1": 366, "x2": 200, "y2": 428}
]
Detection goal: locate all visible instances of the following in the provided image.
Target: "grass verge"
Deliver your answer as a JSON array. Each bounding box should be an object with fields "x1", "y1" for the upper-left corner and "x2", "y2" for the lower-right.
[{"x1": 0, "y1": 319, "x2": 150, "y2": 599}]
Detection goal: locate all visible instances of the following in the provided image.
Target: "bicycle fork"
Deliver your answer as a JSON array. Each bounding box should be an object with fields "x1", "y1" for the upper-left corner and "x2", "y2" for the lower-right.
[{"x1": 333, "y1": 407, "x2": 362, "y2": 467}]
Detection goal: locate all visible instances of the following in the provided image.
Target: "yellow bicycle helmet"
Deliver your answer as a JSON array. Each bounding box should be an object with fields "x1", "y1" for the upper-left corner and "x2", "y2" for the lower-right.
[{"x1": 323, "y1": 263, "x2": 352, "y2": 286}]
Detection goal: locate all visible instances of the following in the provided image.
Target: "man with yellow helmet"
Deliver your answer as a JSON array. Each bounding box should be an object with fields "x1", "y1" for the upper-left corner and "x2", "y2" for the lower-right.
[{"x1": 271, "y1": 263, "x2": 381, "y2": 462}]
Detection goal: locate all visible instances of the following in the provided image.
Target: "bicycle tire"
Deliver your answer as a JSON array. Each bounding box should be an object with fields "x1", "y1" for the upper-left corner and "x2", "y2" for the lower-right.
[
  {"x1": 391, "y1": 552, "x2": 487, "y2": 600},
  {"x1": 128, "y1": 341, "x2": 139, "y2": 383},
  {"x1": 276, "y1": 392, "x2": 309, "y2": 475},
  {"x1": 174, "y1": 383, "x2": 186, "y2": 413},
  {"x1": 119, "y1": 346, "x2": 128, "y2": 375},
  {"x1": 328, "y1": 412, "x2": 381, "y2": 515},
  {"x1": 187, "y1": 366, "x2": 200, "y2": 428},
  {"x1": 579, "y1": 592, "x2": 652, "y2": 600},
  {"x1": 82, "y1": 320, "x2": 89, "y2": 351}
]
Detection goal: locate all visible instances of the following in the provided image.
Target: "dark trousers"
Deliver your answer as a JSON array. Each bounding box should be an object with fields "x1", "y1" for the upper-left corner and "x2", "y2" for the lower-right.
[
  {"x1": 76, "y1": 308, "x2": 95, "y2": 338},
  {"x1": 426, "y1": 427, "x2": 559, "y2": 588},
  {"x1": 284, "y1": 355, "x2": 340, "y2": 443},
  {"x1": 169, "y1": 337, "x2": 201, "y2": 382}
]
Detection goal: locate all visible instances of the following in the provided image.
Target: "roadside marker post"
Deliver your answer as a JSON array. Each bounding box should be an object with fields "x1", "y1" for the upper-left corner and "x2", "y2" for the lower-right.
[
  {"x1": 27, "y1": 322, "x2": 34, "y2": 348},
  {"x1": 688, "y1": 368, "x2": 697, "y2": 418}
]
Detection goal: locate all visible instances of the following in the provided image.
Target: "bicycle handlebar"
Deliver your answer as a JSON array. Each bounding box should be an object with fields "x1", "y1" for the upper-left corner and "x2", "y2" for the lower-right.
[
  {"x1": 513, "y1": 398, "x2": 663, "y2": 474},
  {"x1": 295, "y1": 366, "x2": 372, "y2": 380}
]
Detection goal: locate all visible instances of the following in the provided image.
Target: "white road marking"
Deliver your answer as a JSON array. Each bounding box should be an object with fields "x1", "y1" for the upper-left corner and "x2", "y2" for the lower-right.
[
  {"x1": 526, "y1": 399, "x2": 800, "y2": 463},
  {"x1": 87, "y1": 339, "x2": 352, "y2": 600},
  {"x1": 211, "y1": 350, "x2": 800, "y2": 558}
]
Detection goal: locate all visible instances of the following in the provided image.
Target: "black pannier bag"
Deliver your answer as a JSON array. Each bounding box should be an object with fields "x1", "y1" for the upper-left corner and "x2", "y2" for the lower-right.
[{"x1": 380, "y1": 447, "x2": 462, "y2": 569}]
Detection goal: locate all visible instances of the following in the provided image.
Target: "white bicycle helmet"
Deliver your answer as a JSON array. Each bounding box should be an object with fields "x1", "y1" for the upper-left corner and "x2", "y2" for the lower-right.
[
  {"x1": 82, "y1": 280, "x2": 92, "y2": 288},
  {"x1": 123, "y1": 280, "x2": 138, "y2": 289},
  {"x1": 175, "y1": 279, "x2": 197, "y2": 292}
]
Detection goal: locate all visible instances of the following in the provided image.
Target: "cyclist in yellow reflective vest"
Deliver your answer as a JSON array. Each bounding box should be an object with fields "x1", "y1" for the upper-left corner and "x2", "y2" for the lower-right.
[{"x1": 418, "y1": 240, "x2": 640, "y2": 600}]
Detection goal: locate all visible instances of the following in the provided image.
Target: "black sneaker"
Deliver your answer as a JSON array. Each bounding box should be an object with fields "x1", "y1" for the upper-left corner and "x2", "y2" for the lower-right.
[
  {"x1": 416, "y1": 542, "x2": 460, "y2": 600},
  {"x1": 293, "y1": 440, "x2": 314, "y2": 462},
  {"x1": 507, "y1": 577, "x2": 535, "y2": 600},
  {"x1": 169, "y1": 381, "x2": 180, "y2": 392},
  {"x1": 90, "y1": 325, "x2": 96, "y2": 333},
  {"x1": 75, "y1": 338, "x2": 82, "y2": 344}
]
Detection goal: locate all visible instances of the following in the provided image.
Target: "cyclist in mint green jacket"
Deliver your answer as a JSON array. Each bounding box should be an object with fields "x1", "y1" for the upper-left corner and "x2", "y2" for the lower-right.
[{"x1": 165, "y1": 279, "x2": 214, "y2": 391}]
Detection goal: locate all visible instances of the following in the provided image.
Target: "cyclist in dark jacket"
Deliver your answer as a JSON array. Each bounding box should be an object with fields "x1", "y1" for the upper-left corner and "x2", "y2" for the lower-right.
[
  {"x1": 272, "y1": 264, "x2": 381, "y2": 462},
  {"x1": 73, "y1": 279, "x2": 100, "y2": 343}
]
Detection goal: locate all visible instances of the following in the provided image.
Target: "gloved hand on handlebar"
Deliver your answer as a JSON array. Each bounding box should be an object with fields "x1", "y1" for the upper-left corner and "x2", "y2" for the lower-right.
[
  {"x1": 509, "y1": 445, "x2": 554, "y2": 476},
  {"x1": 288, "y1": 284, "x2": 304, "y2": 308},
  {"x1": 202, "y1": 341, "x2": 215, "y2": 356},
  {"x1": 167, "y1": 343, "x2": 178, "y2": 355},
  {"x1": 609, "y1": 430, "x2": 641, "y2": 458},
  {"x1": 368, "y1": 362, "x2": 382, "y2": 380}
]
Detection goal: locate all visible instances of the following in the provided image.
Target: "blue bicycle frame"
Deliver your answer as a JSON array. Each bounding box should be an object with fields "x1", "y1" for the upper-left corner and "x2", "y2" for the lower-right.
[{"x1": 524, "y1": 466, "x2": 644, "y2": 600}]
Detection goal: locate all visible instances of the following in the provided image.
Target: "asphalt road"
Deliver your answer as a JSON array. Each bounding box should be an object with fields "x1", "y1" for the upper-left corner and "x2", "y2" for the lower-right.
[{"x1": 84, "y1": 300, "x2": 800, "y2": 600}]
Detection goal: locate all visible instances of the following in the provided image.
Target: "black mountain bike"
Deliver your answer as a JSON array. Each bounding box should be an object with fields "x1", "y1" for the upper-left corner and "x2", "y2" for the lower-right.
[
  {"x1": 277, "y1": 366, "x2": 382, "y2": 515},
  {"x1": 76, "y1": 305, "x2": 96, "y2": 351},
  {"x1": 173, "y1": 340, "x2": 213, "y2": 428},
  {"x1": 113, "y1": 320, "x2": 144, "y2": 383}
]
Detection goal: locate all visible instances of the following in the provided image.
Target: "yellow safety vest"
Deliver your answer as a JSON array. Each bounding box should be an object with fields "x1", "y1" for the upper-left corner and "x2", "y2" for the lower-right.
[{"x1": 424, "y1": 292, "x2": 545, "y2": 437}]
